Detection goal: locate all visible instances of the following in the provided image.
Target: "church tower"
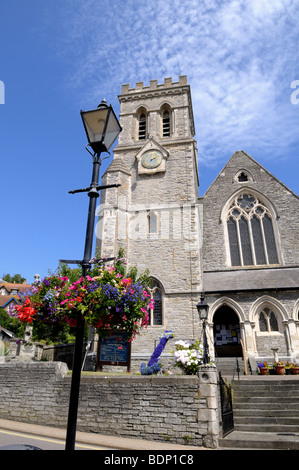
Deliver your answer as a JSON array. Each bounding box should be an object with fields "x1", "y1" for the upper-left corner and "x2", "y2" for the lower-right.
[{"x1": 96, "y1": 76, "x2": 203, "y2": 364}]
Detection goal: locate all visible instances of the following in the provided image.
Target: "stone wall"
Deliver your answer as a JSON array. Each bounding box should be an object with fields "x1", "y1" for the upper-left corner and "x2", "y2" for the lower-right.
[
  {"x1": 0, "y1": 362, "x2": 220, "y2": 448},
  {"x1": 202, "y1": 150, "x2": 299, "y2": 271}
]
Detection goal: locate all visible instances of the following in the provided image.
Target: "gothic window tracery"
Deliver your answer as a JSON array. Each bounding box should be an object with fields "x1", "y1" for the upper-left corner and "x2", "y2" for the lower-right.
[
  {"x1": 226, "y1": 193, "x2": 279, "y2": 266},
  {"x1": 234, "y1": 169, "x2": 253, "y2": 183},
  {"x1": 238, "y1": 172, "x2": 248, "y2": 182},
  {"x1": 258, "y1": 307, "x2": 279, "y2": 332}
]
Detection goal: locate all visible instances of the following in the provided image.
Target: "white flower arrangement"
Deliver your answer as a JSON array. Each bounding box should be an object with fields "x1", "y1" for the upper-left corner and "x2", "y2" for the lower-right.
[{"x1": 172, "y1": 339, "x2": 203, "y2": 375}]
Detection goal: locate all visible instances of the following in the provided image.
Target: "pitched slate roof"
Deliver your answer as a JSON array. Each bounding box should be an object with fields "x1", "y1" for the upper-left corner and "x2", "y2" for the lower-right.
[
  {"x1": 203, "y1": 267, "x2": 299, "y2": 293},
  {"x1": 0, "y1": 295, "x2": 19, "y2": 308},
  {"x1": 0, "y1": 282, "x2": 31, "y2": 294}
]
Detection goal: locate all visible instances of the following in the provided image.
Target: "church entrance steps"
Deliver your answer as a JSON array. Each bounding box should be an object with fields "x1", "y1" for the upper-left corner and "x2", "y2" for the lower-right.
[
  {"x1": 219, "y1": 430, "x2": 299, "y2": 450},
  {"x1": 219, "y1": 377, "x2": 299, "y2": 449},
  {"x1": 215, "y1": 357, "x2": 247, "y2": 378}
]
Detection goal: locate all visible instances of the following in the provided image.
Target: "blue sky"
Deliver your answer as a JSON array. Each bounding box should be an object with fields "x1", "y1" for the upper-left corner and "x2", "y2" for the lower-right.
[{"x1": 0, "y1": 0, "x2": 299, "y2": 283}]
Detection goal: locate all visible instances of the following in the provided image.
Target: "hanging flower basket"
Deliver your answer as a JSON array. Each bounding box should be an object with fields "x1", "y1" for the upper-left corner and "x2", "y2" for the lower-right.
[{"x1": 10, "y1": 264, "x2": 154, "y2": 342}]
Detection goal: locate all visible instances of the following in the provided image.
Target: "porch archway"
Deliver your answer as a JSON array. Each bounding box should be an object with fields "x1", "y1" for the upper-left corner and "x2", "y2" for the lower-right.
[{"x1": 213, "y1": 306, "x2": 242, "y2": 357}]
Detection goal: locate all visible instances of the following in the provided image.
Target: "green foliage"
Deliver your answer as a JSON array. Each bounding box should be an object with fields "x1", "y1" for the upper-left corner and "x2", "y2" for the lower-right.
[
  {"x1": 55, "y1": 263, "x2": 83, "y2": 283},
  {"x1": 31, "y1": 321, "x2": 77, "y2": 345},
  {"x1": 114, "y1": 247, "x2": 126, "y2": 277},
  {"x1": 0, "y1": 308, "x2": 25, "y2": 338},
  {"x1": 2, "y1": 273, "x2": 26, "y2": 283}
]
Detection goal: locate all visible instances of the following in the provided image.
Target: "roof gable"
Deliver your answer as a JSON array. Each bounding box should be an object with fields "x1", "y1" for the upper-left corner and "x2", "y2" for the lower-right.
[
  {"x1": 203, "y1": 150, "x2": 299, "y2": 200},
  {"x1": 0, "y1": 295, "x2": 19, "y2": 308}
]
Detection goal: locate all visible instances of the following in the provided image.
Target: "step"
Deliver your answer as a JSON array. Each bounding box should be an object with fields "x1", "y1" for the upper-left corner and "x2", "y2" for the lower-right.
[
  {"x1": 234, "y1": 423, "x2": 299, "y2": 433},
  {"x1": 234, "y1": 409, "x2": 299, "y2": 417},
  {"x1": 233, "y1": 380, "x2": 299, "y2": 387},
  {"x1": 234, "y1": 395, "x2": 299, "y2": 402},
  {"x1": 220, "y1": 376, "x2": 299, "y2": 448},
  {"x1": 234, "y1": 416, "x2": 299, "y2": 425},
  {"x1": 219, "y1": 431, "x2": 299, "y2": 450},
  {"x1": 233, "y1": 406, "x2": 299, "y2": 414},
  {"x1": 233, "y1": 389, "x2": 299, "y2": 399},
  {"x1": 234, "y1": 381, "x2": 299, "y2": 388}
]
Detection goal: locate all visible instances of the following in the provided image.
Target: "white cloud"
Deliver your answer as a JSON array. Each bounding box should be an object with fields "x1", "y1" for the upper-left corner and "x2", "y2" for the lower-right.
[{"x1": 46, "y1": 0, "x2": 299, "y2": 167}]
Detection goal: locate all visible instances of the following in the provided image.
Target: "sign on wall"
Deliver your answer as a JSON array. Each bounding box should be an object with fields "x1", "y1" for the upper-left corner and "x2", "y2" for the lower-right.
[{"x1": 96, "y1": 333, "x2": 131, "y2": 372}]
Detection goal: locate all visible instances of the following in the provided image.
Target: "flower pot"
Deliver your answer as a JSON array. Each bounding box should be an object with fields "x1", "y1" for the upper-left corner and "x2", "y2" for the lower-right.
[
  {"x1": 291, "y1": 367, "x2": 299, "y2": 375},
  {"x1": 275, "y1": 366, "x2": 285, "y2": 375},
  {"x1": 259, "y1": 367, "x2": 268, "y2": 375}
]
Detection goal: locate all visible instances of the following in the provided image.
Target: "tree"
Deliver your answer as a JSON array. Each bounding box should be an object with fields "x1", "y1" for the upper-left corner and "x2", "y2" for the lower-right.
[
  {"x1": 2, "y1": 273, "x2": 26, "y2": 284},
  {"x1": 0, "y1": 308, "x2": 25, "y2": 338}
]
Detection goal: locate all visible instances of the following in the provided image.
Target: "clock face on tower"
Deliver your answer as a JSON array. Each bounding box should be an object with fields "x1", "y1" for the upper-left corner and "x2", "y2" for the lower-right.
[{"x1": 141, "y1": 150, "x2": 163, "y2": 169}]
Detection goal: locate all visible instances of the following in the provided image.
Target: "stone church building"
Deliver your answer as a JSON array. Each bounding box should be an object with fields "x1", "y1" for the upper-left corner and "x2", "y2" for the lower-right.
[{"x1": 96, "y1": 75, "x2": 299, "y2": 370}]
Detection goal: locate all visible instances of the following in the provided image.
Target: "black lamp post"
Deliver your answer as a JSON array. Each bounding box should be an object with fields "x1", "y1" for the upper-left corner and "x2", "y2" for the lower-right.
[
  {"x1": 196, "y1": 293, "x2": 210, "y2": 365},
  {"x1": 62, "y1": 100, "x2": 122, "y2": 451}
]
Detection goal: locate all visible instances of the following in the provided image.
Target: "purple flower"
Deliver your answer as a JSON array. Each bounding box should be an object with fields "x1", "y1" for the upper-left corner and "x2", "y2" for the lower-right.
[{"x1": 147, "y1": 330, "x2": 173, "y2": 366}]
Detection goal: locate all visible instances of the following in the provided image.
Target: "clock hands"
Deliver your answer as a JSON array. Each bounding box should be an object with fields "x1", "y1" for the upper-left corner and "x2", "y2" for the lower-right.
[{"x1": 141, "y1": 150, "x2": 162, "y2": 169}]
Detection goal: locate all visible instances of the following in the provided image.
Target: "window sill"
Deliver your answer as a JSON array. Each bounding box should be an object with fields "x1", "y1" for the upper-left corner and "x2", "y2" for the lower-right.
[{"x1": 256, "y1": 331, "x2": 282, "y2": 335}]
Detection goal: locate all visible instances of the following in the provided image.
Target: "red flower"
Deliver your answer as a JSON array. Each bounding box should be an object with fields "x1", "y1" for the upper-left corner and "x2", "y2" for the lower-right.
[{"x1": 16, "y1": 298, "x2": 36, "y2": 323}]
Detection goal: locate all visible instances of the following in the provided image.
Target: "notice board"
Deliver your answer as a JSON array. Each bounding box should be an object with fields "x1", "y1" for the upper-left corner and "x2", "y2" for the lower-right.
[{"x1": 96, "y1": 333, "x2": 131, "y2": 371}]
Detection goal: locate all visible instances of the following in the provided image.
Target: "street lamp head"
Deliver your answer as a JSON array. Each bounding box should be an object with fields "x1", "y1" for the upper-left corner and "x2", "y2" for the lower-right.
[
  {"x1": 196, "y1": 293, "x2": 209, "y2": 321},
  {"x1": 80, "y1": 100, "x2": 122, "y2": 155}
]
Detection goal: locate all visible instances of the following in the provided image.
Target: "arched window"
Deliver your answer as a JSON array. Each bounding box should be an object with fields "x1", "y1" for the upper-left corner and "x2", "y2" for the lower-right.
[
  {"x1": 238, "y1": 172, "x2": 248, "y2": 182},
  {"x1": 258, "y1": 307, "x2": 279, "y2": 332},
  {"x1": 162, "y1": 110, "x2": 170, "y2": 137},
  {"x1": 148, "y1": 280, "x2": 163, "y2": 326},
  {"x1": 138, "y1": 113, "x2": 147, "y2": 140},
  {"x1": 148, "y1": 211, "x2": 158, "y2": 234},
  {"x1": 160, "y1": 104, "x2": 171, "y2": 138},
  {"x1": 234, "y1": 169, "x2": 253, "y2": 183},
  {"x1": 226, "y1": 193, "x2": 279, "y2": 266}
]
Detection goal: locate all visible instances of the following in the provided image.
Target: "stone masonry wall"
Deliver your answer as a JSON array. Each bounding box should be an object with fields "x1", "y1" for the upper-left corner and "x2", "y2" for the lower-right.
[
  {"x1": 0, "y1": 362, "x2": 219, "y2": 448},
  {"x1": 203, "y1": 150, "x2": 299, "y2": 271}
]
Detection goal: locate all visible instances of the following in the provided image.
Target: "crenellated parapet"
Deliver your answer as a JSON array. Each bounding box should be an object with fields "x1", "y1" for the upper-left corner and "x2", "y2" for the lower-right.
[{"x1": 120, "y1": 75, "x2": 188, "y2": 96}]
